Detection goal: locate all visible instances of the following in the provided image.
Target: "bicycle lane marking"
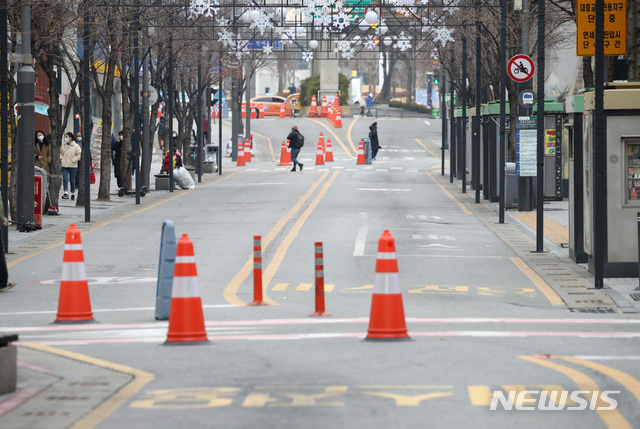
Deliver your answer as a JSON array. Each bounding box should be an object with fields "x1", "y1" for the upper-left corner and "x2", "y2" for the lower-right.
[
  {"x1": 518, "y1": 355, "x2": 632, "y2": 429},
  {"x1": 7, "y1": 173, "x2": 239, "y2": 269},
  {"x1": 222, "y1": 171, "x2": 331, "y2": 306}
]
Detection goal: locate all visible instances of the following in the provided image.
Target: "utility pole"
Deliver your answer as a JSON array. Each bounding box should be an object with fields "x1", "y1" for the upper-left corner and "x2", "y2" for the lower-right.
[
  {"x1": 16, "y1": 5, "x2": 35, "y2": 225},
  {"x1": 1, "y1": 0, "x2": 9, "y2": 251}
]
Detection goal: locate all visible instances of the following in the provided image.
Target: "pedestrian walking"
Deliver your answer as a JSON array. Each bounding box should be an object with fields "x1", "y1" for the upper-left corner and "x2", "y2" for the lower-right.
[
  {"x1": 366, "y1": 93, "x2": 374, "y2": 117},
  {"x1": 287, "y1": 126, "x2": 304, "y2": 172},
  {"x1": 34, "y1": 130, "x2": 51, "y2": 173},
  {"x1": 0, "y1": 203, "x2": 16, "y2": 293},
  {"x1": 112, "y1": 131, "x2": 123, "y2": 188},
  {"x1": 60, "y1": 132, "x2": 82, "y2": 201},
  {"x1": 360, "y1": 94, "x2": 366, "y2": 117},
  {"x1": 369, "y1": 122, "x2": 381, "y2": 160},
  {"x1": 156, "y1": 116, "x2": 165, "y2": 151}
]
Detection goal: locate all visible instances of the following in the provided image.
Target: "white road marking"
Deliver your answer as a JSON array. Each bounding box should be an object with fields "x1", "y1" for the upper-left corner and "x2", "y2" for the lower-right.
[
  {"x1": 0, "y1": 304, "x2": 236, "y2": 317},
  {"x1": 353, "y1": 213, "x2": 368, "y2": 256},
  {"x1": 419, "y1": 243, "x2": 458, "y2": 249},
  {"x1": 425, "y1": 121, "x2": 431, "y2": 126}
]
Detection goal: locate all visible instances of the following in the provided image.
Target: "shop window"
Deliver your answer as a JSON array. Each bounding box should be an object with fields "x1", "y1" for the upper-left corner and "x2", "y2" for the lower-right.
[{"x1": 625, "y1": 138, "x2": 640, "y2": 203}]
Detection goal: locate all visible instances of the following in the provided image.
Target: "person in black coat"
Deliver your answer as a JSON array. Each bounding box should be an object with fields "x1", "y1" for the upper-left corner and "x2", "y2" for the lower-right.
[
  {"x1": 369, "y1": 122, "x2": 381, "y2": 160},
  {"x1": 112, "y1": 131, "x2": 123, "y2": 187},
  {"x1": 286, "y1": 125, "x2": 304, "y2": 172}
]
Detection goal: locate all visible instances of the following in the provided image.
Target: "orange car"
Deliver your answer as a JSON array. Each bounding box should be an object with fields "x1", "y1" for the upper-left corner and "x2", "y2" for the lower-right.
[{"x1": 251, "y1": 96, "x2": 294, "y2": 117}]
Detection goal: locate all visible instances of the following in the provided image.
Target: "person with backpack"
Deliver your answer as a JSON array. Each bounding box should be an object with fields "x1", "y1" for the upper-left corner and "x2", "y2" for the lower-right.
[{"x1": 287, "y1": 125, "x2": 304, "y2": 172}]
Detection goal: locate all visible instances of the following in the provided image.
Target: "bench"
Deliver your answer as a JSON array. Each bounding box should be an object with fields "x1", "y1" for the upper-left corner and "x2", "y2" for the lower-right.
[{"x1": 0, "y1": 334, "x2": 18, "y2": 395}]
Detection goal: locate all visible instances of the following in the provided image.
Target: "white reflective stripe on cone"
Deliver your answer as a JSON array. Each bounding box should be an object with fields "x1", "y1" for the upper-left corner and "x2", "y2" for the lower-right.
[
  {"x1": 377, "y1": 252, "x2": 396, "y2": 260},
  {"x1": 175, "y1": 256, "x2": 196, "y2": 263},
  {"x1": 64, "y1": 244, "x2": 84, "y2": 251},
  {"x1": 61, "y1": 262, "x2": 88, "y2": 281},
  {"x1": 171, "y1": 276, "x2": 201, "y2": 298},
  {"x1": 373, "y1": 272, "x2": 401, "y2": 294}
]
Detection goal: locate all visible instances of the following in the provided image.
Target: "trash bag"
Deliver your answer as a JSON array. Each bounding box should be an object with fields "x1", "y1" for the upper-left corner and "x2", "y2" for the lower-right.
[{"x1": 173, "y1": 167, "x2": 195, "y2": 190}]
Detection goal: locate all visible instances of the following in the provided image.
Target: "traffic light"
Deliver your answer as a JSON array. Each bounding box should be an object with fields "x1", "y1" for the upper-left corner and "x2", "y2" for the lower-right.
[
  {"x1": 374, "y1": 37, "x2": 380, "y2": 45},
  {"x1": 434, "y1": 75, "x2": 439, "y2": 85}
]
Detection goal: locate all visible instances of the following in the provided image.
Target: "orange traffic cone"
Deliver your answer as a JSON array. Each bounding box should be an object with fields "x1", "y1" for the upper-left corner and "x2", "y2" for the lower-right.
[
  {"x1": 237, "y1": 139, "x2": 246, "y2": 166},
  {"x1": 242, "y1": 101, "x2": 246, "y2": 118},
  {"x1": 278, "y1": 140, "x2": 291, "y2": 166},
  {"x1": 325, "y1": 138, "x2": 334, "y2": 162},
  {"x1": 356, "y1": 140, "x2": 366, "y2": 165},
  {"x1": 55, "y1": 224, "x2": 94, "y2": 322},
  {"x1": 279, "y1": 103, "x2": 286, "y2": 119},
  {"x1": 309, "y1": 94, "x2": 319, "y2": 118},
  {"x1": 335, "y1": 108, "x2": 342, "y2": 128},
  {"x1": 244, "y1": 138, "x2": 251, "y2": 163},
  {"x1": 318, "y1": 132, "x2": 325, "y2": 155},
  {"x1": 250, "y1": 103, "x2": 257, "y2": 119},
  {"x1": 315, "y1": 138, "x2": 325, "y2": 165},
  {"x1": 320, "y1": 95, "x2": 328, "y2": 118},
  {"x1": 166, "y1": 234, "x2": 208, "y2": 344},
  {"x1": 365, "y1": 230, "x2": 410, "y2": 341},
  {"x1": 286, "y1": 143, "x2": 292, "y2": 163}
]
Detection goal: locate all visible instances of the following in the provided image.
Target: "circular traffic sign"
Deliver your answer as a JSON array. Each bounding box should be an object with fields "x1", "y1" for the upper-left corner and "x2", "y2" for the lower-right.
[
  {"x1": 508, "y1": 54, "x2": 535, "y2": 83},
  {"x1": 518, "y1": 89, "x2": 536, "y2": 108}
]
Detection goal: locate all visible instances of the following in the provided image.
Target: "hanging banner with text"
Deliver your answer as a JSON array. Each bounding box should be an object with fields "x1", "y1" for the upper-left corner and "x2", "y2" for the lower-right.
[{"x1": 576, "y1": 0, "x2": 627, "y2": 56}]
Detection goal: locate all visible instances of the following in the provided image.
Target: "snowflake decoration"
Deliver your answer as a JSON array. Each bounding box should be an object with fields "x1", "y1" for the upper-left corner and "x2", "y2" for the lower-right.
[
  {"x1": 229, "y1": 41, "x2": 249, "y2": 59},
  {"x1": 249, "y1": 10, "x2": 274, "y2": 35},
  {"x1": 333, "y1": 10, "x2": 351, "y2": 30},
  {"x1": 363, "y1": 35, "x2": 377, "y2": 50},
  {"x1": 322, "y1": 28, "x2": 330, "y2": 39},
  {"x1": 188, "y1": 0, "x2": 218, "y2": 19},
  {"x1": 263, "y1": 44, "x2": 273, "y2": 55},
  {"x1": 314, "y1": 15, "x2": 332, "y2": 31},
  {"x1": 281, "y1": 29, "x2": 296, "y2": 45},
  {"x1": 216, "y1": 15, "x2": 230, "y2": 27},
  {"x1": 396, "y1": 36, "x2": 412, "y2": 52},
  {"x1": 341, "y1": 48, "x2": 356, "y2": 60},
  {"x1": 430, "y1": 27, "x2": 454, "y2": 46},
  {"x1": 334, "y1": 40, "x2": 353, "y2": 53},
  {"x1": 302, "y1": 51, "x2": 314, "y2": 62},
  {"x1": 218, "y1": 29, "x2": 233, "y2": 47}
]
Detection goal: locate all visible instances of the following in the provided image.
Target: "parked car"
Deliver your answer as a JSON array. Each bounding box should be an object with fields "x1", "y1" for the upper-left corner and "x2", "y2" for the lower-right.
[{"x1": 251, "y1": 95, "x2": 294, "y2": 117}]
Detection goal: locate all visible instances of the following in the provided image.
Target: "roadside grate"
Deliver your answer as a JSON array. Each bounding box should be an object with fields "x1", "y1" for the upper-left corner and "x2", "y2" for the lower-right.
[
  {"x1": 630, "y1": 293, "x2": 640, "y2": 301},
  {"x1": 574, "y1": 308, "x2": 618, "y2": 314}
]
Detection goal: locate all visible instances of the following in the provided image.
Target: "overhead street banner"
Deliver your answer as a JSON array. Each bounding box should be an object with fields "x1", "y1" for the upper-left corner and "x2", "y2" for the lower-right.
[{"x1": 576, "y1": 0, "x2": 627, "y2": 56}]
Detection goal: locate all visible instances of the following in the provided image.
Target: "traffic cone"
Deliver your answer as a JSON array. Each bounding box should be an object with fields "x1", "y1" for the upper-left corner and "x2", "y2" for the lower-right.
[
  {"x1": 286, "y1": 143, "x2": 292, "y2": 163},
  {"x1": 55, "y1": 224, "x2": 94, "y2": 322},
  {"x1": 250, "y1": 103, "x2": 257, "y2": 119},
  {"x1": 318, "y1": 132, "x2": 325, "y2": 155},
  {"x1": 365, "y1": 230, "x2": 410, "y2": 341},
  {"x1": 166, "y1": 234, "x2": 208, "y2": 344},
  {"x1": 242, "y1": 101, "x2": 246, "y2": 118},
  {"x1": 244, "y1": 138, "x2": 251, "y2": 163},
  {"x1": 320, "y1": 95, "x2": 328, "y2": 117},
  {"x1": 279, "y1": 103, "x2": 286, "y2": 119},
  {"x1": 356, "y1": 140, "x2": 366, "y2": 165},
  {"x1": 309, "y1": 94, "x2": 319, "y2": 118},
  {"x1": 335, "y1": 108, "x2": 342, "y2": 128},
  {"x1": 315, "y1": 138, "x2": 325, "y2": 165},
  {"x1": 278, "y1": 140, "x2": 291, "y2": 166},
  {"x1": 325, "y1": 138, "x2": 334, "y2": 162},
  {"x1": 237, "y1": 139, "x2": 246, "y2": 166}
]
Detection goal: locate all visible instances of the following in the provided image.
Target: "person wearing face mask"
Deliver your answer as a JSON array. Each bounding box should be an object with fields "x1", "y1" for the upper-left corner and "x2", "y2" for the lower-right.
[
  {"x1": 60, "y1": 132, "x2": 82, "y2": 201},
  {"x1": 75, "y1": 132, "x2": 83, "y2": 186},
  {"x1": 112, "y1": 131, "x2": 123, "y2": 187},
  {"x1": 34, "y1": 130, "x2": 51, "y2": 173}
]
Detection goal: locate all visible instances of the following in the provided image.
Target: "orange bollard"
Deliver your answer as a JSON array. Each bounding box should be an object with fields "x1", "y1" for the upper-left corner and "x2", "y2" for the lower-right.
[
  {"x1": 310, "y1": 242, "x2": 331, "y2": 317},
  {"x1": 249, "y1": 235, "x2": 268, "y2": 306},
  {"x1": 325, "y1": 138, "x2": 334, "y2": 162},
  {"x1": 55, "y1": 224, "x2": 94, "y2": 322},
  {"x1": 365, "y1": 230, "x2": 410, "y2": 341},
  {"x1": 165, "y1": 234, "x2": 208, "y2": 344},
  {"x1": 244, "y1": 138, "x2": 252, "y2": 163},
  {"x1": 356, "y1": 140, "x2": 366, "y2": 165},
  {"x1": 237, "y1": 139, "x2": 246, "y2": 166},
  {"x1": 309, "y1": 94, "x2": 319, "y2": 118}
]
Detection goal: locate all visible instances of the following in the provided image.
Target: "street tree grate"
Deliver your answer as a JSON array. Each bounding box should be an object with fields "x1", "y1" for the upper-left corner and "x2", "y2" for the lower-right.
[{"x1": 574, "y1": 308, "x2": 618, "y2": 314}]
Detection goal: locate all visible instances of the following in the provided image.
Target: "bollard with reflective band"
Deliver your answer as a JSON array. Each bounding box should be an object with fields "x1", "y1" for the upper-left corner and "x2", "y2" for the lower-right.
[
  {"x1": 365, "y1": 230, "x2": 410, "y2": 340},
  {"x1": 310, "y1": 242, "x2": 331, "y2": 317},
  {"x1": 249, "y1": 235, "x2": 268, "y2": 306},
  {"x1": 155, "y1": 220, "x2": 176, "y2": 320},
  {"x1": 55, "y1": 224, "x2": 94, "y2": 323},
  {"x1": 165, "y1": 234, "x2": 208, "y2": 344}
]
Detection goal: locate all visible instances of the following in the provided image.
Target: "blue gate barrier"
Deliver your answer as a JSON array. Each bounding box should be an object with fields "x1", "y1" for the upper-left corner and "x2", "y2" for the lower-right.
[{"x1": 155, "y1": 220, "x2": 176, "y2": 320}]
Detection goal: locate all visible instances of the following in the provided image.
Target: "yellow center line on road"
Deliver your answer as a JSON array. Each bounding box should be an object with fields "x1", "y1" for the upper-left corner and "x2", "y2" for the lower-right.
[
  {"x1": 509, "y1": 257, "x2": 565, "y2": 306},
  {"x1": 304, "y1": 118, "x2": 355, "y2": 159},
  {"x1": 425, "y1": 172, "x2": 472, "y2": 215},
  {"x1": 25, "y1": 344, "x2": 154, "y2": 429},
  {"x1": 414, "y1": 138, "x2": 440, "y2": 159},
  {"x1": 519, "y1": 356, "x2": 632, "y2": 429},
  {"x1": 346, "y1": 116, "x2": 359, "y2": 155},
  {"x1": 560, "y1": 356, "x2": 640, "y2": 406},
  {"x1": 7, "y1": 173, "x2": 239, "y2": 268},
  {"x1": 223, "y1": 171, "x2": 332, "y2": 306},
  {"x1": 251, "y1": 130, "x2": 276, "y2": 162},
  {"x1": 262, "y1": 170, "x2": 339, "y2": 294}
]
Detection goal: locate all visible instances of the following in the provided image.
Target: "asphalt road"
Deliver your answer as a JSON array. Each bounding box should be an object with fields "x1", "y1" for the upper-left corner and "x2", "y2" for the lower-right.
[{"x1": 1, "y1": 117, "x2": 639, "y2": 428}]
